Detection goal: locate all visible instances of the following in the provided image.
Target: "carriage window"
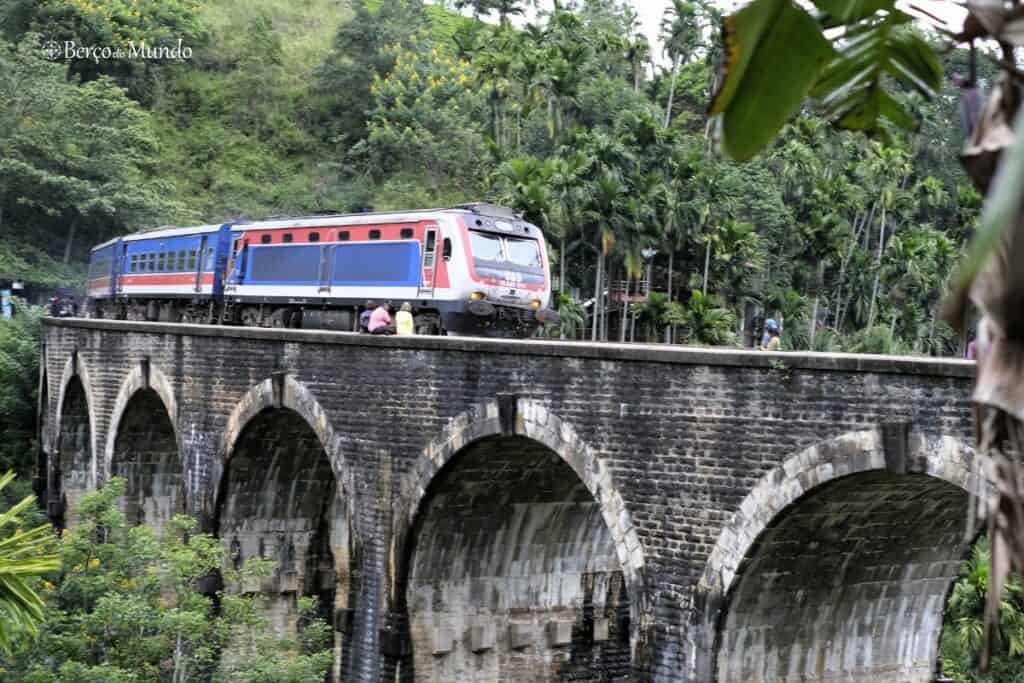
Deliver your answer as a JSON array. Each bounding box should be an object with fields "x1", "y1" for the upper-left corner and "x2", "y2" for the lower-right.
[
  {"x1": 309, "y1": 232, "x2": 320, "y2": 242},
  {"x1": 400, "y1": 228, "x2": 413, "y2": 239},
  {"x1": 469, "y1": 231, "x2": 504, "y2": 260},
  {"x1": 442, "y1": 238, "x2": 452, "y2": 261},
  {"x1": 206, "y1": 247, "x2": 215, "y2": 269},
  {"x1": 506, "y1": 238, "x2": 542, "y2": 268},
  {"x1": 130, "y1": 255, "x2": 137, "y2": 273},
  {"x1": 177, "y1": 250, "x2": 186, "y2": 271},
  {"x1": 338, "y1": 231, "x2": 349, "y2": 241},
  {"x1": 157, "y1": 252, "x2": 166, "y2": 272},
  {"x1": 188, "y1": 249, "x2": 197, "y2": 270},
  {"x1": 426, "y1": 231, "x2": 436, "y2": 251},
  {"x1": 261, "y1": 235, "x2": 272, "y2": 244},
  {"x1": 283, "y1": 233, "x2": 293, "y2": 243},
  {"x1": 369, "y1": 229, "x2": 381, "y2": 240}
]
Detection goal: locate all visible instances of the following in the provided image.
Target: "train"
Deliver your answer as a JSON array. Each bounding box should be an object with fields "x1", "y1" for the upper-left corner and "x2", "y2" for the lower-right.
[{"x1": 85, "y1": 203, "x2": 559, "y2": 337}]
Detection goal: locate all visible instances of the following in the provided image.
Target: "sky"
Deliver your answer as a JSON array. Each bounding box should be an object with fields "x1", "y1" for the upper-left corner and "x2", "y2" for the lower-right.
[{"x1": 448, "y1": 0, "x2": 969, "y2": 67}]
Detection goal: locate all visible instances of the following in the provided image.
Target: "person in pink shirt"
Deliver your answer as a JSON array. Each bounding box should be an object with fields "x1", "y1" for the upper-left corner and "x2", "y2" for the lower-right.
[{"x1": 368, "y1": 303, "x2": 394, "y2": 335}]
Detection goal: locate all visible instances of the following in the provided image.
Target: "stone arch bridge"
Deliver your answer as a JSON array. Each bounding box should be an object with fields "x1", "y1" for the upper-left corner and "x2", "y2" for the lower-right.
[{"x1": 39, "y1": 318, "x2": 977, "y2": 683}]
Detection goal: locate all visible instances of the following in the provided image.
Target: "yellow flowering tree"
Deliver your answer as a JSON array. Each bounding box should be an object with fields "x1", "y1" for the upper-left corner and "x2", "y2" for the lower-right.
[{"x1": 364, "y1": 30, "x2": 488, "y2": 197}]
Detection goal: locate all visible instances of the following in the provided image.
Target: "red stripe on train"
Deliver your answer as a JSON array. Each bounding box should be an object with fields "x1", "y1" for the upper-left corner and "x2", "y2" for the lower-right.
[{"x1": 120, "y1": 273, "x2": 214, "y2": 286}]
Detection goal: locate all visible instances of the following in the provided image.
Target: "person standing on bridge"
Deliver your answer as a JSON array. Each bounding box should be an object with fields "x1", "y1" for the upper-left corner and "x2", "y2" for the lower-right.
[
  {"x1": 761, "y1": 319, "x2": 781, "y2": 351},
  {"x1": 396, "y1": 302, "x2": 414, "y2": 336},
  {"x1": 369, "y1": 302, "x2": 394, "y2": 335},
  {"x1": 360, "y1": 301, "x2": 375, "y2": 333}
]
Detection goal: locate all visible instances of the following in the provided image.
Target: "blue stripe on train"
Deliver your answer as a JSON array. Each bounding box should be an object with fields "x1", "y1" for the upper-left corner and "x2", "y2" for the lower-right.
[{"x1": 244, "y1": 241, "x2": 421, "y2": 287}]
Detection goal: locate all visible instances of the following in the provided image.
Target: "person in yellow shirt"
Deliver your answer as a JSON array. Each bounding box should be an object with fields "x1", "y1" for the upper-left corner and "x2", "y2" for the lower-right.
[
  {"x1": 760, "y1": 318, "x2": 781, "y2": 351},
  {"x1": 396, "y1": 302, "x2": 415, "y2": 336}
]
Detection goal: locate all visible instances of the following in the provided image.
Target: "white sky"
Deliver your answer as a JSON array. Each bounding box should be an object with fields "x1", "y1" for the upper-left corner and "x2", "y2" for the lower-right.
[{"x1": 438, "y1": 0, "x2": 969, "y2": 68}]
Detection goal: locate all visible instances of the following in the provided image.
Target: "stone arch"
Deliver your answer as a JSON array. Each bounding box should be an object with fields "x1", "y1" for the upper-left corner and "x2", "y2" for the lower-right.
[
  {"x1": 217, "y1": 374, "x2": 352, "y2": 500},
  {"x1": 214, "y1": 375, "x2": 353, "y2": 675},
  {"x1": 104, "y1": 362, "x2": 182, "y2": 531},
  {"x1": 53, "y1": 353, "x2": 98, "y2": 524},
  {"x1": 691, "y1": 428, "x2": 977, "y2": 683},
  {"x1": 54, "y1": 352, "x2": 98, "y2": 490},
  {"x1": 393, "y1": 399, "x2": 647, "y2": 682}
]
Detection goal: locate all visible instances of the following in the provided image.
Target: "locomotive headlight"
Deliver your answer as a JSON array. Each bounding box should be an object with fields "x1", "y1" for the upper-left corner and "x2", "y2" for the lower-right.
[
  {"x1": 530, "y1": 299, "x2": 542, "y2": 309},
  {"x1": 469, "y1": 291, "x2": 486, "y2": 301}
]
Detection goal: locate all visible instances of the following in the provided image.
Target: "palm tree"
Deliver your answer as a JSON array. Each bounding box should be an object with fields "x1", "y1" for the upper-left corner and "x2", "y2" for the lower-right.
[
  {"x1": 681, "y1": 290, "x2": 737, "y2": 346},
  {"x1": 660, "y1": 0, "x2": 700, "y2": 128},
  {"x1": 583, "y1": 171, "x2": 627, "y2": 341},
  {"x1": 492, "y1": 0, "x2": 524, "y2": 26},
  {"x1": 0, "y1": 471, "x2": 60, "y2": 651}
]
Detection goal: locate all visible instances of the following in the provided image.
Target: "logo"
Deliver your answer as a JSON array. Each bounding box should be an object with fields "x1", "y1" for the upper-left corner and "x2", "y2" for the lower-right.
[{"x1": 43, "y1": 40, "x2": 62, "y2": 61}]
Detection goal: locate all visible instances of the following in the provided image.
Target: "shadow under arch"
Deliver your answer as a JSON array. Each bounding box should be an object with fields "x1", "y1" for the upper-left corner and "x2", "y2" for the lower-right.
[
  {"x1": 212, "y1": 375, "x2": 355, "y2": 680},
  {"x1": 103, "y1": 362, "x2": 182, "y2": 529},
  {"x1": 390, "y1": 399, "x2": 649, "y2": 681},
  {"x1": 52, "y1": 352, "x2": 98, "y2": 524},
  {"x1": 54, "y1": 352, "x2": 98, "y2": 491},
  {"x1": 690, "y1": 429, "x2": 978, "y2": 683}
]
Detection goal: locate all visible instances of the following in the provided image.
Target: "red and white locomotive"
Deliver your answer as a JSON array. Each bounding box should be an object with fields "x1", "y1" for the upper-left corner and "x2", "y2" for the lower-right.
[{"x1": 85, "y1": 204, "x2": 559, "y2": 337}]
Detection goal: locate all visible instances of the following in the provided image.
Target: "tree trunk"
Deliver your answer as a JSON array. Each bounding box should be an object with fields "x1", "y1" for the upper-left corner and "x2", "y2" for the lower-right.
[
  {"x1": 665, "y1": 250, "x2": 674, "y2": 343},
  {"x1": 560, "y1": 238, "x2": 566, "y2": 295},
  {"x1": 867, "y1": 204, "x2": 887, "y2": 328},
  {"x1": 591, "y1": 252, "x2": 602, "y2": 341},
  {"x1": 63, "y1": 218, "x2": 77, "y2": 265},
  {"x1": 702, "y1": 239, "x2": 711, "y2": 295},
  {"x1": 620, "y1": 276, "x2": 629, "y2": 343},
  {"x1": 809, "y1": 295, "x2": 819, "y2": 348},
  {"x1": 664, "y1": 54, "x2": 680, "y2": 128}
]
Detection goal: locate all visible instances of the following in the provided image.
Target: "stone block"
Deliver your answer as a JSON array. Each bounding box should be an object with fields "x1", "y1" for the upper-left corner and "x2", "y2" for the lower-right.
[
  {"x1": 546, "y1": 620, "x2": 572, "y2": 647},
  {"x1": 508, "y1": 622, "x2": 532, "y2": 650},
  {"x1": 470, "y1": 623, "x2": 495, "y2": 653},
  {"x1": 432, "y1": 627, "x2": 454, "y2": 655}
]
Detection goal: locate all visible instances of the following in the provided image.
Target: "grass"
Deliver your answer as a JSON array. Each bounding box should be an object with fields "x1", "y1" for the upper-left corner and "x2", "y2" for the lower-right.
[{"x1": 199, "y1": 0, "x2": 353, "y2": 74}]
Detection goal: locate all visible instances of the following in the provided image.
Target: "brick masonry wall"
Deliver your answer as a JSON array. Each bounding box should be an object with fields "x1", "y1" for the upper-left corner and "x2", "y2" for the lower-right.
[{"x1": 40, "y1": 320, "x2": 975, "y2": 683}]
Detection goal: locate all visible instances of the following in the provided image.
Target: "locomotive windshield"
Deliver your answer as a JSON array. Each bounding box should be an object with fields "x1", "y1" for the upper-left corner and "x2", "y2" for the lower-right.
[
  {"x1": 469, "y1": 230, "x2": 541, "y2": 266},
  {"x1": 505, "y1": 237, "x2": 542, "y2": 268},
  {"x1": 469, "y1": 231, "x2": 504, "y2": 260}
]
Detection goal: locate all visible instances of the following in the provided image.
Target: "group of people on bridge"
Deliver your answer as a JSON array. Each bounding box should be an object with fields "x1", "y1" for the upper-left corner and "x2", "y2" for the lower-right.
[{"x1": 359, "y1": 301, "x2": 414, "y2": 336}]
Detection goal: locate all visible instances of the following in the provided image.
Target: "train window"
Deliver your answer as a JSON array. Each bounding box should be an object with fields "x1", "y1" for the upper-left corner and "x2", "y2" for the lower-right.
[
  {"x1": 177, "y1": 250, "x2": 186, "y2": 271},
  {"x1": 261, "y1": 235, "x2": 271, "y2": 244},
  {"x1": 206, "y1": 247, "x2": 214, "y2": 269},
  {"x1": 369, "y1": 229, "x2": 381, "y2": 240},
  {"x1": 442, "y1": 238, "x2": 452, "y2": 261},
  {"x1": 400, "y1": 228, "x2": 413, "y2": 239},
  {"x1": 283, "y1": 233, "x2": 293, "y2": 243},
  {"x1": 157, "y1": 252, "x2": 166, "y2": 272},
  {"x1": 188, "y1": 249, "x2": 197, "y2": 270},
  {"x1": 309, "y1": 232, "x2": 320, "y2": 242},
  {"x1": 338, "y1": 231, "x2": 349, "y2": 241},
  {"x1": 425, "y1": 231, "x2": 436, "y2": 251}
]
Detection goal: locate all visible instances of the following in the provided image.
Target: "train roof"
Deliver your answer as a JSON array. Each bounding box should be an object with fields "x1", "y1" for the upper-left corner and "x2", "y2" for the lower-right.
[{"x1": 89, "y1": 204, "x2": 528, "y2": 252}]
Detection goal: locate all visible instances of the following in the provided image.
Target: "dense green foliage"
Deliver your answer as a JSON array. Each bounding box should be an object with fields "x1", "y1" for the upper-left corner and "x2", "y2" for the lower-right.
[
  {"x1": 0, "y1": 479, "x2": 332, "y2": 682},
  {"x1": 943, "y1": 538, "x2": 1024, "y2": 682},
  {"x1": 0, "y1": 472, "x2": 59, "y2": 655},
  {"x1": 0, "y1": 305, "x2": 42, "y2": 475},
  {"x1": 0, "y1": 0, "x2": 983, "y2": 354}
]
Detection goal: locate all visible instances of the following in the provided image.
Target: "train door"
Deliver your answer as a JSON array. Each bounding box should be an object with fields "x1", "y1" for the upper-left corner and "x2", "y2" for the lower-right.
[
  {"x1": 318, "y1": 244, "x2": 335, "y2": 294},
  {"x1": 211, "y1": 223, "x2": 234, "y2": 299},
  {"x1": 113, "y1": 239, "x2": 125, "y2": 299},
  {"x1": 418, "y1": 226, "x2": 438, "y2": 297},
  {"x1": 194, "y1": 236, "x2": 207, "y2": 293}
]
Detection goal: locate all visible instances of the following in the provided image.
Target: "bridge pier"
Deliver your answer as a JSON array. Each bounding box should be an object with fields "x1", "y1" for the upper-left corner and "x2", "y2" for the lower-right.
[{"x1": 40, "y1": 319, "x2": 978, "y2": 682}]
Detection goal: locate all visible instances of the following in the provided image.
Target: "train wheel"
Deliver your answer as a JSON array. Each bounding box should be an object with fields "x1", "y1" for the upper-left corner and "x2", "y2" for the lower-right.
[
  {"x1": 240, "y1": 307, "x2": 261, "y2": 327},
  {"x1": 269, "y1": 308, "x2": 289, "y2": 329}
]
